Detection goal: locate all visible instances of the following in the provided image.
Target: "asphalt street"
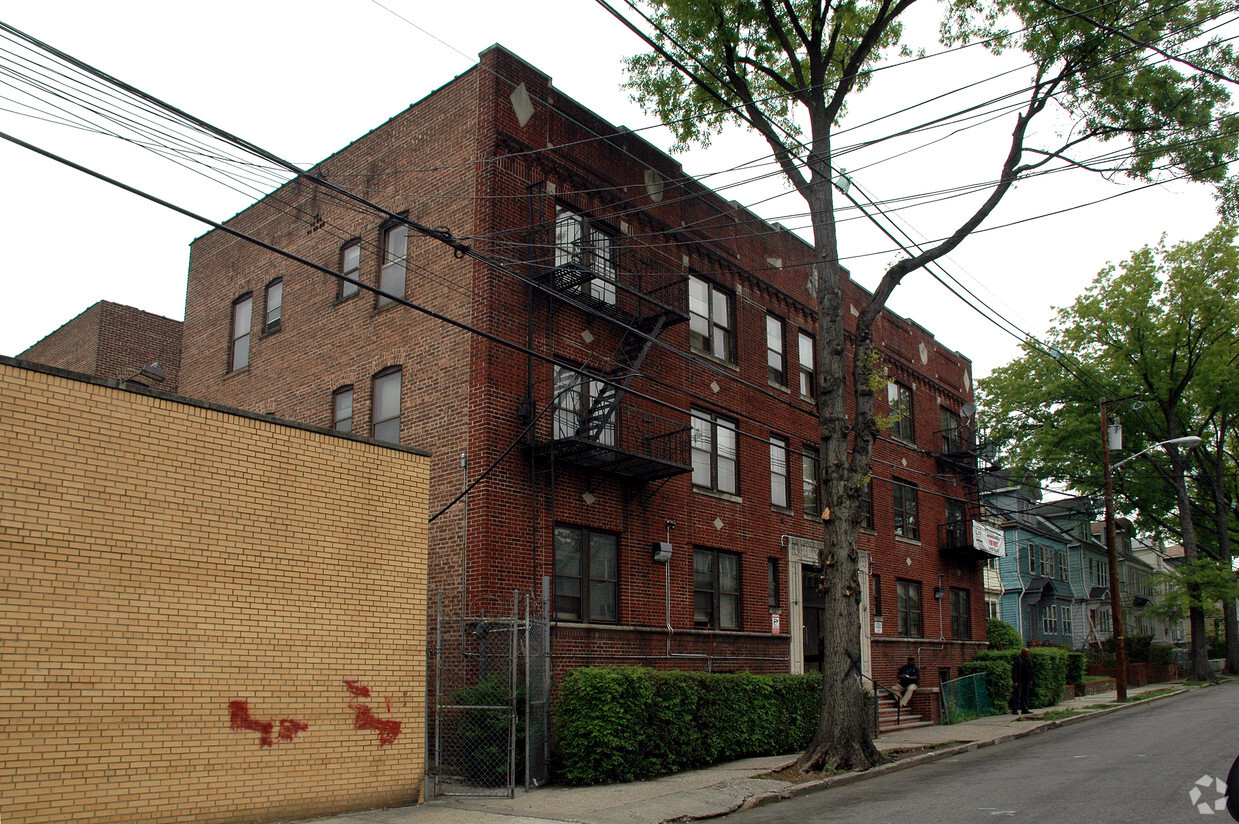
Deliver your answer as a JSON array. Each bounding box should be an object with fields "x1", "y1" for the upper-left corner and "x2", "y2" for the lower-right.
[{"x1": 727, "y1": 684, "x2": 1239, "y2": 823}]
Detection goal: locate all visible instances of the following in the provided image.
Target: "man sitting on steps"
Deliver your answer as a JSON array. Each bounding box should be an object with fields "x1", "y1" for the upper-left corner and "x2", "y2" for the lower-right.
[{"x1": 892, "y1": 656, "x2": 921, "y2": 708}]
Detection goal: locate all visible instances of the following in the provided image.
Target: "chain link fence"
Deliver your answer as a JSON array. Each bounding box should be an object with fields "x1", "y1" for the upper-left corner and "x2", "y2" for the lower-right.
[
  {"x1": 941, "y1": 672, "x2": 993, "y2": 723},
  {"x1": 430, "y1": 591, "x2": 549, "y2": 798}
]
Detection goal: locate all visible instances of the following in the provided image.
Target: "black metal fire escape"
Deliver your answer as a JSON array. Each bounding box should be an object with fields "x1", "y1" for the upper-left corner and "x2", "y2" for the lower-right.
[{"x1": 526, "y1": 191, "x2": 691, "y2": 485}]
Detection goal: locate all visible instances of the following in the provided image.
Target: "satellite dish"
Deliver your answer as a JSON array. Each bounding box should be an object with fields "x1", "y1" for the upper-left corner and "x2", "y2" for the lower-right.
[{"x1": 961, "y1": 402, "x2": 976, "y2": 418}]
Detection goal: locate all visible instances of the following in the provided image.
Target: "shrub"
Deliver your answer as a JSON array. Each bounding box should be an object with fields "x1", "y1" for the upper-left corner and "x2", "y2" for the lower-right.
[
  {"x1": 1065, "y1": 651, "x2": 1086, "y2": 685},
  {"x1": 958, "y1": 658, "x2": 1012, "y2": 712},
  {"x1": 975, "y1": 647, "x2": 1069, "y2": 708},
  {"x1": 554, "y1": 667, "x2": 821, "y2": 785},
  {"x1": 987, "y1": 618, "x2": 1023, "y2": 650},
  {"x1": 451, "y1": 675, "x2": 523, "y2": 787},
  {"x1": 1149, "y1": 642, "x2": 1175, "y2": 666}
]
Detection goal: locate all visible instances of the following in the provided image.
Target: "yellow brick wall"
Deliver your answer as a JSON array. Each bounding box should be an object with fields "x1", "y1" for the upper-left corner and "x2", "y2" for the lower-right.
[{"x1": 0, "y1": 361, "x2": 430, "y2": 824}]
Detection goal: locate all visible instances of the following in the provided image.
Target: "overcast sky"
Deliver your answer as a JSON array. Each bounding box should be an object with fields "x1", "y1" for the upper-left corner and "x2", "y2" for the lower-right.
[{"x1": 0, "y1": 0, "x2": 1230, "y2": 381}]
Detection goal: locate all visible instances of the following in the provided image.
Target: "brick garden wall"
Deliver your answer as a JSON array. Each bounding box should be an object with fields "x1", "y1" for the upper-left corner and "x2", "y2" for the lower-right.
[{"x1": 0, "y1": 360, "x2": 430, "y2": 824}]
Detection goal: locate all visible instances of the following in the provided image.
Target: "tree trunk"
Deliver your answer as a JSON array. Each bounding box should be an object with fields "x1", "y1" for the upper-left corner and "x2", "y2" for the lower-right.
[
  {"x1": 1208, "y1": 429, "x2": 1239, "y2": 675},
  {"x1": 794, "y1": 155, "x2": 883, "y2": 775},
  {"x1": 1172, "y1": 448, "x2": 1215, "y2": 682}
]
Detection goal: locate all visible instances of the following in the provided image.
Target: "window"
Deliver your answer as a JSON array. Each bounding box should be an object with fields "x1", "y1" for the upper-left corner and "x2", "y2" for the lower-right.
[
  {"x1": 340, "y1": 240, "x2": 361, "y2": 299},
  {"x1": 892, "y1": 480, "x2": 919, "y2": 540},
  {"x1": 945, "y1": 498, "x2": 968, "y2": 546},
  {"x1": 768, "y1": 558, "x2": 780, "y2": 610},
  {"x1": 263, "y1": 279, "x2": 283, "y2": 334},
  {"x1": 1095, "y1": 607, "x2": 1112, "y2": 634},
  {"x1": 230, "y1": 293, "x2": 253, "y2": 371},
  {"x1": 553, "y1": 525, "x2": 618, "y2": 622},
  {"x1": 691, "y1": 409, "x2": 738, "y2": 495},
  {"x1": 379, "y1": 223, "x2": 408, "y2": 307},
  {"x1": 939, "y1": 407, "x2": 962, "y2": 452},
  {"x1": 688, "y1": 276, "x2": 734, "y2": 361},
  {"x1": 553, "y1": 366, "x2": 615, "y2": 445},
  {"x1": 371, "y1": 367, "x2": 401, "y2": 443},
  {"x1": 332, "y1": 386, "x2": 354, "y2": 433},
  {"x1": 554, "y1": 205, "x2": 617, "y2": 304},
  {"x1": 802, "y1": 447, "x2": 820, "y2": 517},
  {"x1": 896, "y1": 579, "x2": 922, "y2": 637},
  {"x1": 1089, "y1": 557, "x2": 1110, "y2": 588},
  {"x1": 987, "y1": 599, "x2": 999, "y2": 620},
  {"x1": 859, "y1": 479, "x2": 874, "y2": 529},
  {"x1": 694, "y1": 548, "x2": 740, "y2": 629},
  {"x1": 950, "y1": 588, "x2": 972, "y2": 640},
  {"x1": 766, "y1": 315, "x2": 786, "y2": 386},
  {"x1": 1038, "y1": 544, "x2": 1054, "y2": 577},
  {"x1": 1062, "y1": 605, "x2": 1073, "y2": 636},
  {"x1": 770, "y1": 435, "x2": 789, "y2": 509},
  {"x1": 872, "y1": 574, "x2": 882, "y2": 616},
  {"x1": 1042, "y1": 603, "x2": 1059, "y2": 635},
  {"x1": 887, "y1": 382, "x2": 914, "y2": 442},
  {"x1": 798, "y1": 332, "x2": 815, "y2": 398},
  {"x1": 1056, "y1": 550, "x2": 1069, "y2": 582}
]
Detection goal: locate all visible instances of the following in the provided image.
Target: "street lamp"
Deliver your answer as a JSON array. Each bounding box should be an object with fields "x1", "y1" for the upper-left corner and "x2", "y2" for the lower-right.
[{"x1": 1101, "y1": 399, "x2": 1201, "y2": 702}]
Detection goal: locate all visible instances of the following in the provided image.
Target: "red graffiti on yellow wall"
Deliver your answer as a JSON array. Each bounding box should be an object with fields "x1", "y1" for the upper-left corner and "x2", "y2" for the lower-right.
[
  {"x1": 229, "y1": 700, "x2": 307, "y2": 748},
  {"x1": 343, "y1": 679, "x2": 401, "y2": 745}
]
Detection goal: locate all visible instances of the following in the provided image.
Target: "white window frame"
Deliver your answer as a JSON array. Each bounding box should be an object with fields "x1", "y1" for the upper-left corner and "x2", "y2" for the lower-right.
[
  {"x1": 552, "y1": 366, "x2": 615, "y2": 446},
  {"x1": 770, "y1": 435, "x2": 789, "y2": 509},
  {"x1": 688, "y1": 276, "x2": 734, "y2": 362},
  {"x1": 691, "y1": 409, "x2": 738, "y2": 495}
]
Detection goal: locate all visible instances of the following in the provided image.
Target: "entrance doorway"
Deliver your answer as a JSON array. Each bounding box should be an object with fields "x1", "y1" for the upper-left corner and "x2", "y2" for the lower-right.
[{"x1": 802, "y1": 566, "x2": 825, "y2": 672}]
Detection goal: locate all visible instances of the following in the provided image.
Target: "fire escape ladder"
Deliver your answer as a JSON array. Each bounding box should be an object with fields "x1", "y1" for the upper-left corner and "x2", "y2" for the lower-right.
[{"x1": 576, "y1": 314, "x2": 668, "y2": 442}]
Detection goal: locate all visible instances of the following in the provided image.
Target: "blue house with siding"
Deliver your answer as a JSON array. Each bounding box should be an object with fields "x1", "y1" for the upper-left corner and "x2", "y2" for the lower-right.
[{"x1": 981, "y1": 472, "x2": 1078, "y2": 647}]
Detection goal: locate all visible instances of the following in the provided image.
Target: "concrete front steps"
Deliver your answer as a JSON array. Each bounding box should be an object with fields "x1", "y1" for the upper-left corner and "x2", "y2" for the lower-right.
[{"x1": 877, "y1": 693, "x2": 935, "y2": 733}]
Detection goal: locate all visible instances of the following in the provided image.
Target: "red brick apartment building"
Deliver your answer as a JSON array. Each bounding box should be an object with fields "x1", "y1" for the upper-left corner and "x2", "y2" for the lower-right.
[{"x1": 178, "y1": 45, "x2": 986, "y2": 694}]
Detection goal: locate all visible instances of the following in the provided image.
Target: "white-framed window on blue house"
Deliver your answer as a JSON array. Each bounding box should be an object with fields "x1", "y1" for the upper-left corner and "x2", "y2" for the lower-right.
[
  {"x1": 1042, "y1": 603, "x2": 1059, "y2": 635},
  {"x1": 1062, "y1": 605, "x2": 1073, "y2": 636}
]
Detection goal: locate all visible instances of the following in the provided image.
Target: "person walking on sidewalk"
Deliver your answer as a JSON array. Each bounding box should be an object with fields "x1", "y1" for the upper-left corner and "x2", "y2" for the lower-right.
[
  {"x1": 893, "y1": 656, "x2": 921, "y2": 708},
  {"x1": 1012, "y1": 648, "x2": 1035, "y2": 714}
]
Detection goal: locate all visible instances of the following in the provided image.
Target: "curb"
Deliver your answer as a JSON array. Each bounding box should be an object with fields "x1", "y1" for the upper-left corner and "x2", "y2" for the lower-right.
[{"x1": 722, "y1": 687, "x2": 1191, "y2": 819}]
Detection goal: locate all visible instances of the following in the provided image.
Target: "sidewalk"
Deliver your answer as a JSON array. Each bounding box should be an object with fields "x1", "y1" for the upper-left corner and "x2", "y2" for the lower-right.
[{"x1": 303, "y1": 681, "x2": 1197, "y2": 824}]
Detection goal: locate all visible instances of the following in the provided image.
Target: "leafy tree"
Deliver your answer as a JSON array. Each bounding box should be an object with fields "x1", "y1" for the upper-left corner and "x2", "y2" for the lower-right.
[
  {"x1": 979, "y1": 223, "x2": 1239, "y2": 680},
  {"x1": 620, "y1": 0, "x2": 1239, "y2": 772}
]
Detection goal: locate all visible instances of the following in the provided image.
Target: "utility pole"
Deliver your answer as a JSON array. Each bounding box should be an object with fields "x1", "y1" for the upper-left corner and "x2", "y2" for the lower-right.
[{"x1": 1100, "y1": 398, "x2": 1128, "y2": 702}]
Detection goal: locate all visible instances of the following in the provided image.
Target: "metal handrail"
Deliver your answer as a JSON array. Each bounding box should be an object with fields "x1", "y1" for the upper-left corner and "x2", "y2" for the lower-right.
[{"x1": 859, "y1": 672, "x2": 902, "y2": 736}]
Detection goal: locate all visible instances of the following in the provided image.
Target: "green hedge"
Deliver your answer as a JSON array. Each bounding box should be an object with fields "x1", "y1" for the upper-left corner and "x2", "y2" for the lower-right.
[
  {"x1": 959, "y1": 658, "x2": 1012, "y2": 711},
  {"x1": 554, "y1": 667, "x2": 821, "y2": 785},
  {"x1": 1065, "y1": 651, "x2": 1086, "y2": 686},
  {"x1": 975, "y1": 647, "x2": 1068, "y2": 708},
  {"x1": 987, "y1": 618, "x2": 1022, "y2": 650}
]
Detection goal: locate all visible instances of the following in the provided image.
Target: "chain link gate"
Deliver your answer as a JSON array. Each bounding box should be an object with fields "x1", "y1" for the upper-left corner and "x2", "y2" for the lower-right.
[{"x1": 430, "y1": 589, "x2": 549, "y2": 798}]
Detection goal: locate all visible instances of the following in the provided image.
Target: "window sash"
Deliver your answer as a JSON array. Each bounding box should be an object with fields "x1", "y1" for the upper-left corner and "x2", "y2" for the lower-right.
[
  {"x1": 231, "y1": 295, "x2": 252, "y2": 371},
  {"x1": 887, "y1": 382, "x2": 914, "y2": 442},
  {"x1": 859, "y1": 480, "x2": 873, "y2": 529},
  {"x1": 770, "y1": 436, "x2": 789, "y2": 508},
  {"x1": 802, "y1": 449, "x2": 820, "y2": 516},
  {"x1": 264, "y1": 280, "x2": 282, "y2": 332},
  {"x1": 798, "y1": 332, "x2": 814, "y2": 398},
  {"x1": 897, "y1": 580, "x2": 922, "y2": 637},
  {"x1": 694, "y1": 548, "x2": 740, "y2": 629},
  {"x1": 340, "y1": 242, "x2": 361, "y2": 298},
  {"x1": 950, "y1": 588, "x2": 971, "y2": 640},
  {"x1": 379, "y1": 225, "x2": 408, "y2": 306},
  {"x1": 691, "y1": 410, "x2": 737, "y2": 494},
  {"x1": 372, "y1": 369, "x2": 401, "y2": 443},
  {"x1": 766, "y1": 315, "x2": 785, "y2": 385},
  {"x1": 688, "y1": 276, "x2": 733, "y2": 361},
  {"x1": 892, "y1": 481, "x2": 919, "y2": 540},
  {"x1": 332, "y1": 387, "x2": 354, "y2": 433}
]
